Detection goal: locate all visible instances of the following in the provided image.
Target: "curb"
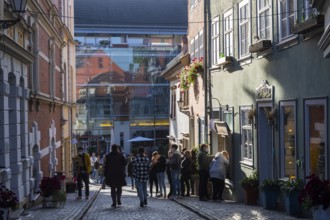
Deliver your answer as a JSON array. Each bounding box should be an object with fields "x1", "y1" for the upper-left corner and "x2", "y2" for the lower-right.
[
  {"x1": 172, "y1": 198, "x2": 217, "y2": 220},
  {"x1": 74, "y1": 185, "x2": 102, "y2": 220}
]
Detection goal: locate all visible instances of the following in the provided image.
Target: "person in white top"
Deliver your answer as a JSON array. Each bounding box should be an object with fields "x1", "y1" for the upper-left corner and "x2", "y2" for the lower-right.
[
  {"x1": 90, "y1": 152, "x2": 97, "y2": 179},
  {"x1": 209, "y1": 151, "x2": 229, "y2": 201}
]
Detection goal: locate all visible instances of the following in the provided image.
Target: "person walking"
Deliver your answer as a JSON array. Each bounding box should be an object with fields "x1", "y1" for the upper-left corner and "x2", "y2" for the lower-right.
[
  {"x1": 166, "y1": 152, "x2": 173, "y2": 198},
  {"x1": 73, "y1": 147, "x2": 91, "y2": 200},
  {"x1": 133, "y1": 147, "x2": 150, "y2": 208},
  {"x1": 104, "y1": 144, "x2": 127, "y2": 208},
  {"x1": 169, "y1": 144, "x2": 181, "y2": 198},
  {"x1": 127, "y1": 156, "x2": 135, "y2": 190},
  {"x1": 155, "y1": 152, "x2": 167, "y2": 198},
  {"x1": 90, "y1": 152, "x2": 97, "y2": 180},
  {"x1": 209, "y1": 151, "x2": 229, "y2": 201},
  {"x1": 180, "y1": 150, "x2": 192, "y2": 197},
  {"x1": 149, "y1": 151, "x2": 159, "y2": 197},
  {"x1": 198, "y1": 144, "x2": 210, "y2": 201}
]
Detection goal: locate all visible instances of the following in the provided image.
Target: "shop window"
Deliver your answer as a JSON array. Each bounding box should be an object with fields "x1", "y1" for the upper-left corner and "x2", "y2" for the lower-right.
[
  {"x1": 240, "y1": 106, "x2": 254, "y2": 166},
  {"x1": 279, "y1": 100, "x2": 297, "y2": 178},
  {"x1": 304, "y1": 98, "x2": 327, "y2": 180}
]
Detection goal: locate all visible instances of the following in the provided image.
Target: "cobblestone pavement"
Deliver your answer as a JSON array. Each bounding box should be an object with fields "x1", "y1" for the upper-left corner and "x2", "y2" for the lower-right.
[
  {"x1": 82, "y1": 186, "x2": 204, "y2": 220},
  {"x1": 173, "y1": 197, "x2": 312, "y2": 220},
  {"x1": 18, "y1": 180, "x2": 313, "y2": 220},
  {"x1": 19, "y1": 181, "x2": 101, "y2": 220}
]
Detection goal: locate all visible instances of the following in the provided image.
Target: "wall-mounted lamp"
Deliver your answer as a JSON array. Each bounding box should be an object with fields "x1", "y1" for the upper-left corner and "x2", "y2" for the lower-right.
[
  {"x1": 177, "y1": 98, "x2": 184, "y2": 108},
  {"x1": 0, "y1": 0, "x2": 27, "y2": 30}
]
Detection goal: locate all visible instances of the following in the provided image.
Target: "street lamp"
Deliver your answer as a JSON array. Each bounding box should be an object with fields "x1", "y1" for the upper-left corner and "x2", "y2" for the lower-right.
[
  {"x1": 177, "y1": 98, "x2": 184, "y2": 108},
  {"x1": 0, "y1": 0, "x2": 27, "y2": 30}
]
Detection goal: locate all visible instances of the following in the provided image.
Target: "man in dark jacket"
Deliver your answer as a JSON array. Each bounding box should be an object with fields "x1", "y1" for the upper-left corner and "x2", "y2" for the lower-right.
[
  {"x1": 198, "y1": 144, "x2": 210, "y2": 201},
  {"x1": 104, "y1": 144, "x2": 127, "y2": 208},
  {"x1": 169, "y1": 144, "x2": 181, "y2": 197}
]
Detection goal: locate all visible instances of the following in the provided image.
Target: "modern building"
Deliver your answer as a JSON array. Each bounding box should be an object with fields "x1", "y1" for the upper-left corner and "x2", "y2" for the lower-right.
[
  {"x1": 0, "y1": 0, "x2": 76, "y2": 208},
  {"x1": 74, "y1": 0, "x2": 187, "y2": 156}
]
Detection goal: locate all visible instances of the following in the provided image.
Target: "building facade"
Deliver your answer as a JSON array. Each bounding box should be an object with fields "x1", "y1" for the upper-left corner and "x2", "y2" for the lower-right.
[
  {"x1": 74, "y1": 0, "x2": 187, "y2": 156},
  {"x1": 0, "y1": 0, "x2": 75, "y2": 208},
  {"x1": 207, "y1": 0, "x2": 330, "y2": 205}
]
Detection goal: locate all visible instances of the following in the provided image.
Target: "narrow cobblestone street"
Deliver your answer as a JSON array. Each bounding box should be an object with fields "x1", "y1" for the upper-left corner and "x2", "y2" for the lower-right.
[
  {"x1": 19, "y1": 180, "x2": 312, "y2": 220},
  {"x1": 82, "y1": 186, "x2": 203, "y2": 220}
]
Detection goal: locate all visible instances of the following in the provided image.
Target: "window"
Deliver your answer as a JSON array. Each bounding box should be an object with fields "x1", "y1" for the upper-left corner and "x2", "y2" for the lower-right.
[
  {"x1": 223, "y1": 10, "x2": 233, "y2": 57},
  {"x1": 179, "y1": 90, "x2": 189, "y2": 107},
  {"x1": 211, "y1": 17, "x2": 220, "y2": 65},
  {"x1": 279, "y1": 101, "x2": 296, "y2": 178},
  {"x1": 240, "y1": 106, "x2": 253, "y2": 165},
  {"x1": 190, "y1": 39, "x2": 195, "y2": 59},
  {"x1": 278, "y1": 0, "x2": 296, "y2": 41},
  {"x1": 258, "y1": 0, "x2": 272, "y2": 40},
  {"x1": 190, "y1": 30, "x2": 204, "y2": 59},
  {"x1": 170, "y1": 88, "x2": 176, "y2": 119},
  {"x1": 239, "y1": 0, "x2": 250, "y2": 58},
  {"x1": 304, "y1": 98, "x2": 327, "y2": 180},
  {"x1": 199, "y1": 30, "x2": 204, "y2": 58}
]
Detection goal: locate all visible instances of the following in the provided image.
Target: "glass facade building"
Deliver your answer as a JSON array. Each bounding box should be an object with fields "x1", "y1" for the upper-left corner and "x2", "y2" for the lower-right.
[{"x1": 74, "y1": 34, "x2": 183, "y2": 155}]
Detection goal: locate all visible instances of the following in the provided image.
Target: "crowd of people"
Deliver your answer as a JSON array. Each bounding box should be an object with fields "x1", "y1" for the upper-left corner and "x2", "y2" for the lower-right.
[{"x1": 73, "y1": 143, "x2": 229, "y2": 208}]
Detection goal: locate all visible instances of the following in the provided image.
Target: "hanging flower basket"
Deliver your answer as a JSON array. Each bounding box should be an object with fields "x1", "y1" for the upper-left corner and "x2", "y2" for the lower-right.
[{"x1": 178, "y1": 57, "x2": 203, "y2": 91}]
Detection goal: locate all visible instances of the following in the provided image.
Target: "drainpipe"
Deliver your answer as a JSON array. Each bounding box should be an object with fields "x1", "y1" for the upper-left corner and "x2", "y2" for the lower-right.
[{"x1": 203, "y1": 0, "x2": 208, "y2": 144}]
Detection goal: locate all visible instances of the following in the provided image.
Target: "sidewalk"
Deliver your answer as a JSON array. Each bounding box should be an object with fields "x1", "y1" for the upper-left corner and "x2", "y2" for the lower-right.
[
  {"x1": 172, "y1": 196, "x2": 312, "y2": 220},
  {"x1": 19, "y1": 181, "x2": 101, "y2": 220}
]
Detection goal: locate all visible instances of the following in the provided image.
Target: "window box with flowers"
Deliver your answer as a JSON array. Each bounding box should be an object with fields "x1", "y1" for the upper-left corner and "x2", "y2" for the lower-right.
[
  {"x1": 299, "y1": 175, "x2": 330, "y2": 220},
  {"x1": 178, "y1": 57, "x2": 203, "y2": 91},
  {"x1": 0, "y1": 185, "x2": 18, "y2": 220},
  {"x1": 40, "y1": 177, "x2": 66, "y2": 208}
]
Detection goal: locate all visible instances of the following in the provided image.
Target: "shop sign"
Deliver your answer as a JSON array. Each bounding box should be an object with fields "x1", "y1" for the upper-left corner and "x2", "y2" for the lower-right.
[{"x1": 255, "y1": 80, "x2": 273, "y2": 102}]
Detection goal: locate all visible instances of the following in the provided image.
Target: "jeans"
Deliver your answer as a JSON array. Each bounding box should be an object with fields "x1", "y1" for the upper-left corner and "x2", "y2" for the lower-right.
[
  {"x1": 171, "y1": 169, "x2": 181, "y2": 196},
  {"x1": 135, "y1": 179, "x2": 148, "y2": 203},
  {"x1": 157, "y1": 172, "x2": 166, "y2": 196},
  {"x1": 199, "y1": 170, "x2": 209, "y2": 200},
  {"x1": 77, "y1": 172, "x2": 89, "y2": 197},
  {"x1": 110, "y1": 186, "x2": 122, "y2": 204}
]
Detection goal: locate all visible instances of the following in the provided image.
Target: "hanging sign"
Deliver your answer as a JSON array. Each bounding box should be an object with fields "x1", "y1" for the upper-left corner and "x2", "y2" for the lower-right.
[{"x1": 255, "y1": 80, "x2": 274, "y2": 102}]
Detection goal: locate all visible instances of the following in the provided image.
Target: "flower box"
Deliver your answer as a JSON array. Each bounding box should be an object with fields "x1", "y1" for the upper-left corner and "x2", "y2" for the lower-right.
[
  {"x1": 249, "y1": 40, "x2": 272, "y2": 53},
  {"x1": 293, "y1": 15, "x2": 324, "y2": 35},
  {"x1": 217, "y1": 56, "x2": 233, "y2": 67}
]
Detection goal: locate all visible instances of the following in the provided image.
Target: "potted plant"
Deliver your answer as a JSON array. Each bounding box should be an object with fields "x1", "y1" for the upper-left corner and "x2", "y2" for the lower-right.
[
  {"x1": 259, "y1": 178, "x2": 281, "y2": 210},
  {"x1": 299, "y1": 175, "x2": 330, "y2": 220},
  {"x1": 0, "y1": 185, "x2": 18, "y2": 219},
  {"x1": 177, "y1": 57, "x2": 203, "y2": 91},
  {"x1": 40, "y1": 177, "x2": 66, "y2": 208},
  {"x1": 240, "y1": 171, "x2": 259, "y2": 205},
  {"x1": 280, "y1": 178, "x2": 304, "y2": 216}
]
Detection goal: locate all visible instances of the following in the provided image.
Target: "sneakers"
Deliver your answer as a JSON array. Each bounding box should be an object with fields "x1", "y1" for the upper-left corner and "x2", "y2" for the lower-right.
[
  {"x1": 117, "y1": 200, "x2": 121, "y2": 205},
  {"x1": 140, "y1": 202, "x2": 144, "y2": 207},
  {"x1": 111, "y1": 203, "x2": 116, "y2": 208}
]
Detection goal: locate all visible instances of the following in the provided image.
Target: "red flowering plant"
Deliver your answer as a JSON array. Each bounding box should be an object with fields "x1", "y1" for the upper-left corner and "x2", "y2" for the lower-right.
[
  {"x1": 0, "y1": 185, "x2": 19, "y2": 210},
  {"x1": 299, "y1": 174, "x2": 330, "y2": 210},
  {"x1": 178, "y1": 57, "x2": 203, "y2": 91},
  {"x1": 39, "y1": 177, "x2": 62, "y2": 197}
]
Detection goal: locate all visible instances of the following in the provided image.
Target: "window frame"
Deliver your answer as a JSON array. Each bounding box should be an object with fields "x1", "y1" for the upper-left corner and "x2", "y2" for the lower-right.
[
  {"x1": 279, "y1": 100, "x2": 297, "y2": 178},
  {"x1": 278, "y1": 0, "x2": 296, "y2": 42},
  {"x1": 238, "y1": 0, "x2": 251, "y2": 59},
  {"x1": 211, "y1": 16, "x2": 220, "y2": 66},
  {"x1": 257, "y1": 0, "x2": 272, "y2": 40},
  {"x1": 223, "y1": 9, "x2": 234, "y2": 57},
  {"x1": 304, "y1": 98, "x2": 328, "y2": 180},
  {"x1": 240, "y1": 105, "x2": 254, "y2": 166}
]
